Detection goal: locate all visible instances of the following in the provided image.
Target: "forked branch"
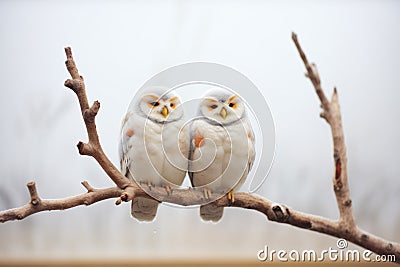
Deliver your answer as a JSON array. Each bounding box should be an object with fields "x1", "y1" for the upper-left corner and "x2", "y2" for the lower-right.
[
  {"x1": 0, "y1": 34, "x2": 398, "y2": 263},
  {"x1": 292, "y1": 32, "x2": 355, "y2": 228},
  {"x1": 64, "y1": 47, "x2": 131, "y2": 190}
]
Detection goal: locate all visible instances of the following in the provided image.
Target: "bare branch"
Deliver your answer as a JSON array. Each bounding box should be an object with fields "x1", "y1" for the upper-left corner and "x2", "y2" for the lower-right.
[
  {"x1": 64, "y1": 47, "x2": 80, "y2": 80},
  {"x1": 217, "y1": 194, "x2": 399, "y2": 261},
  {"x1": 63, "y1": 47, "x2": 132, "y2": 190},
  {"x1": 292, "y1": 32, "x2": 355, "y2": 227},
  {"x1": 292, "y1": 32, "x2": 330, "y2": 110},
  {"x1": 0, "y1": 182, "x2": 122, "y2": 223},
  {"x1": 81, "y1": 181, "x2": 95, "y2": 193},
  {"x1": 0, "y1": 38, "x2": 399, "y2": 263},
  {"x1": 27, "y1": 181, "x2": 41, "y2": 206},
  {"x1": 1, "y1": 185, "x2": 398, "y2": 261},
  {"x1": 291, "y1": 32, "x2": 399, "y2": 261}
]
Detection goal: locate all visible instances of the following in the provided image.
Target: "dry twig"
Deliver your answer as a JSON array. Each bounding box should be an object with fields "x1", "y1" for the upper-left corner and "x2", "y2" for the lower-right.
[{"x1": 0, "y1": 34, "x2": 398, "y2": 263}]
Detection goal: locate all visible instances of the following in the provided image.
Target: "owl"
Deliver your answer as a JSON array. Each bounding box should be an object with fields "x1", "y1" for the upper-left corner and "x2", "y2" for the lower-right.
[
  {"x1": 119, "y1": 87, "x2": 189, "y2": 222},
  {"x1": 189, "y1": 88, "x2": 255, "y2": 222}
]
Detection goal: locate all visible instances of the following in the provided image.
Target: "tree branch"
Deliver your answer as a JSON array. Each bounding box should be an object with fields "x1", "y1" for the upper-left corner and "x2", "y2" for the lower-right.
[
  {"x1": 64, "y1": 47, "x2": 132, "y2": 190},
  {"x1": 291, "y1": 33, "x2": 330, "y2": 110},
  {"x1": 0, "y1": 36, "x2": 398, "y2": 263},
  {"x1": 292, "y1": 32, "x2": 355, "y2": 228},
  {"x1": 0, "y1": 181, "x2": 122, "y2": 222}
]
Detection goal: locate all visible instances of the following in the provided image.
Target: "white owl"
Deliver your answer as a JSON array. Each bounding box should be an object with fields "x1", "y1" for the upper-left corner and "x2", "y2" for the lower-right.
[
  {"x1": 119, "y1": 87, "x2": 189, "y2": 222},
  {"x1": 189, "y1": 88, "x2": 255, "y2": 222}
]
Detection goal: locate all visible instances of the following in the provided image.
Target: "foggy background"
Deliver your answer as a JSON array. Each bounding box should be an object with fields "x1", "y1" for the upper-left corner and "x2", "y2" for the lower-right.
[{"x1": 0, "y1": 0, "x2": 399, "y2": 262}]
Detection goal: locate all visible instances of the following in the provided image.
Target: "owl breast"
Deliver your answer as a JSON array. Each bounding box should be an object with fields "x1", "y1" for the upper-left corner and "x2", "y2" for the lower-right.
[
  {"x1": 123, "y1": 115, "x2": 187, "y2": 187},
  {"x1": 190, "y1": 119, "x2": 252, "y2": 193}
]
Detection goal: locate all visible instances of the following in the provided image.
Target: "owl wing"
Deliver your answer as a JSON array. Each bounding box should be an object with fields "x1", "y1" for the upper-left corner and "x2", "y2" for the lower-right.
[
  {"x1": 246, "y1": 118, "x2": 256, "y2": 173},
  {"x1": 178, "y1": 122, "x2": 190, "y2": 166},
  {"x1": 119, "y1": 111, "x2": 133, "y2": 177},
  {"x1": 187, "y1": 121, "x2": 195, "y2": 187},
  {"x1": 119, "y1": 111, "x2": 160, "y2": 222},
  {"x1": 188, "y1": 119, "x2": 207, "y2": 187}
]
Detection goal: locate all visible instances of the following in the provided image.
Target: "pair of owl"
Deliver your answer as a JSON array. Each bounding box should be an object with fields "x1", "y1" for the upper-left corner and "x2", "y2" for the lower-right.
[{"x1": 119, "y1": 87, "x2": 255, "y2": 222}]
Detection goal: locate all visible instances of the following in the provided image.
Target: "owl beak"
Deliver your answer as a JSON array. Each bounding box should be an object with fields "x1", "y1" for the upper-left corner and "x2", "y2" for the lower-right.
[
  {"x1": 220, "y1": 107, "x2": 227, "y2": 119},
  {"x1": 161, "y1": 106, "x2": 169, "y2": 118}
]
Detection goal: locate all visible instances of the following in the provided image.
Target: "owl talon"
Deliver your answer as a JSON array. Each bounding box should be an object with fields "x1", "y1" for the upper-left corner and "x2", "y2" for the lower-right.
[
  {"x1": 227, "y1": 190, "x2": 235, "y2": 204},
  {"x1": 203, "y1": 188, "x2": 212, "y2": 199},
  {"x1": 164, "y1": 184, "x2": 172, "y2": 195},
  {"x1": 147, "y1": 181, "x2": 154, "y2": 191}
]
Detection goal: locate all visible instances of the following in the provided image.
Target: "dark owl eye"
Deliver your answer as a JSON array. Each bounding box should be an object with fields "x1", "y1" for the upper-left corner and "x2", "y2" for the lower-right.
[
  {"x1": 210, "y1": 104, "x2": 218, "y2": 109},
  {"x1": 150, "y1": 102, "x2": 159, "y2": 107},
  {"x1": 170, "y1": 103, "x2": 175, "y2": 108},
  {"x1": 229, "y1": 103, "x2": 236, "y2": 108}
]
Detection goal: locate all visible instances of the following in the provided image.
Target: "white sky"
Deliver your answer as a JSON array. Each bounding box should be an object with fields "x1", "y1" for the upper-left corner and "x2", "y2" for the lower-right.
[{"x1": 0, "y1": 0, "x2": 399, "y2": 261}]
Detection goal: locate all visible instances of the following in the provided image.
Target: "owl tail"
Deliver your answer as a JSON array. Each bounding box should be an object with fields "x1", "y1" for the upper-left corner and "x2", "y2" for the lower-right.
[
  {"x1": 200, "y1": 203, "x2": 224, "y2": 222},
  {"x1": 131, "y1": 197, "x2": 159, "y2": 222}
]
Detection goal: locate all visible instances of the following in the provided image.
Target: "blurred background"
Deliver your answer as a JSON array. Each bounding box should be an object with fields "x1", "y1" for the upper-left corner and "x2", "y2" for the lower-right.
[{"x1": 0, "y1": 0, "x2": 399, "y2": 264}]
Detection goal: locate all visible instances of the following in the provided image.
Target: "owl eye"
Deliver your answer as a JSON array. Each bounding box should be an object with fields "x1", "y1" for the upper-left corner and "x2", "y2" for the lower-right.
[
  {"x1": 170, "y1": 103, "x2": 175, "y2": 108},
  {"x1": 229, "y1": 103, "x2": 236, "y2": 108},
  {"x1": 210, "y1": 104, "x2": 218, "y2": 109},
  {"x1": 150, "y1": 101, "x2": 160, "y2": 107}
]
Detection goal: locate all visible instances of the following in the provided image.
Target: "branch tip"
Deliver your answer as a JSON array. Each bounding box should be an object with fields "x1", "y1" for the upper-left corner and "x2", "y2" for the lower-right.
[
  {"x1": 92, "y1": 100, "x2": 100, "y2": 112},
  {"x1": 64, "y1": 47, "x2": 72, "y2": 58},
  {"x1": 64, "y1": 79, "x2": 73, "y2": 88},
  {"x1": 83, "y1": 101, "x2": 100, "y2": 123},
  {"x1": 320, "y1": 112, "x2": 328, "y2": 121},
  {"x1": 332, "y1": 87, "x2": 339, "y2": 103},
  {"x1": 64, "y1": 47, "x2": 80, "y2": 80},
  {"x1": 292, "y1": 32, "x2": 330, "y2": 107},
  {"x1": 77, "y1": 142, "x2": 92, "y2": 155},
  {"x1": 27, "y1": 181, "x2": 40, "y2": 206},
  {"x1": 81, "y1": 181, "x2": 95, "y2": 193},
  {"x1": 77, "y1": 141, "x2": 85, "y2": 154},
  {"x1": 291, "y1": 32, "x2": 298, "y2": 42}
]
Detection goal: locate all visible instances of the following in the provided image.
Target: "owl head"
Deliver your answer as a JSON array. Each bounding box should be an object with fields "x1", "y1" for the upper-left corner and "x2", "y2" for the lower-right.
[
  {"x1": 138, "y1": 87, "x2": 183, "y2": 123},
  {"x1": 199, "y1": 88, "x2": 246, "y2": 125}
]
